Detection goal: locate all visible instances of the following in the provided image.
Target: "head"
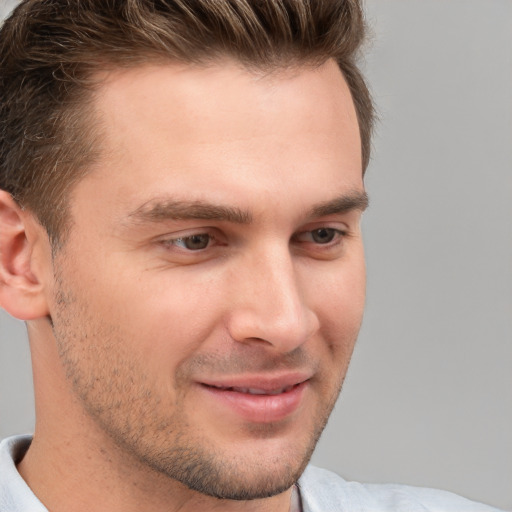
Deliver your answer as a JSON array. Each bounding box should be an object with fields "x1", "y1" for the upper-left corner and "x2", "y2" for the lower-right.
[{"x1": 0, "y1": 0, "x2": 373, "y2": 505}]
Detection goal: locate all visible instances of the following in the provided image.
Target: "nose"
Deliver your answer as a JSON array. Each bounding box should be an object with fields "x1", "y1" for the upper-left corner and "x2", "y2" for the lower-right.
[{"x1": 226, "y1": 246, "x2": 320, "y2": 353}]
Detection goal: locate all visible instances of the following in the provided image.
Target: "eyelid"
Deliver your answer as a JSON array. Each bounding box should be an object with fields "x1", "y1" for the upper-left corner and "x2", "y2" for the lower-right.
[
  {"x1": 156, "y1": 227, "x2": 224, "y2": 251},
  {"x1": 293, "y1": 227, "x2": 346, "y2": 244},
  {"x1": 169, "y1": 234, "x2": 211, "y2": 250}
]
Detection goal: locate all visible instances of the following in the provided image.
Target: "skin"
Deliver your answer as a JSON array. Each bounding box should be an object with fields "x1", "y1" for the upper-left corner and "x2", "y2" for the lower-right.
[{"x1": 0, "y1": 59, "x2": 366, "y2": 512}]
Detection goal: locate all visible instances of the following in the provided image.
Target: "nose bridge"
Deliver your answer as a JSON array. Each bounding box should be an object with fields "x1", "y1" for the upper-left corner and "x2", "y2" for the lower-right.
[{"x1": 228, "y1": 242, "x2": 319, "y2": 351}]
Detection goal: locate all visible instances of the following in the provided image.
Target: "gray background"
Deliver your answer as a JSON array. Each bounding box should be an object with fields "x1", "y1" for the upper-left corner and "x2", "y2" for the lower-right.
[{"x1": 0, "y1": 0, "x2": 510, "y2": 509}]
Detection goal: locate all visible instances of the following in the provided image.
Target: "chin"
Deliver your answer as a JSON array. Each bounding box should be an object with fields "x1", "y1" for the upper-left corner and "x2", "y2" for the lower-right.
[
  {"x1": 135, "y1": 432, "x2": 316, "y2": 501},
  {"x1": 172, "y1": 455, "x2": 308, "y2": 501}
]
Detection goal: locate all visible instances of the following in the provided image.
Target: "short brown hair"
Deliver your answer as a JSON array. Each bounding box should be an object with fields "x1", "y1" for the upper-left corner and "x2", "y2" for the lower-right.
[{"x1": 0, "y1": 0, "x2": 374, "y2": 244}]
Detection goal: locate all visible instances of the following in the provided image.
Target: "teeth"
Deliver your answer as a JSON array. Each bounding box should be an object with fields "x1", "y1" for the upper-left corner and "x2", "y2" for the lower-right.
[
  {"x1": 247, "y1": 388, "x2": 268, "y2": 395},
  {"x1": 229, "y1": 385, "x2": 294, "y2": 395},
  {"x1": 209, "y1": 383, "x2": 298, "y2": 395}
]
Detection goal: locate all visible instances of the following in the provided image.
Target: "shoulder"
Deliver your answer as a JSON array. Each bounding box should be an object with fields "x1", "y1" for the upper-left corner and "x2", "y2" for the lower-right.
[
  {"x1": 0, "y1": 435, "x2": 47, "y2": 512},
  {"x1": 297, "y1": 465, "x2": 505, "y2": 512}
]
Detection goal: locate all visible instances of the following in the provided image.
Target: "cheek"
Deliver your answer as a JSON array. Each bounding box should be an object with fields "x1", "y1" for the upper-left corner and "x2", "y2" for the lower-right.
[
  {"x1": 111, "y1": 270, "x2": 227, "y2": 360},
  {"x1": 315, "y1": 255, "x2": 366, "y2": 314},
  {"x1": 310, "y1": 257, "x2": 366, "y2": 349}
]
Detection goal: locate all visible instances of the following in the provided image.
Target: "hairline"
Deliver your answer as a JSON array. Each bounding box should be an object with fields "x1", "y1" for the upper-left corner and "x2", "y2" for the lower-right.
[{"x1": 48, "y1": 54, "x2": 363, "y2": 250}]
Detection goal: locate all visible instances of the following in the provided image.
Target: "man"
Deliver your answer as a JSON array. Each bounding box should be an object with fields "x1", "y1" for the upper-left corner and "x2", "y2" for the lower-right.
[{"x1": 0, "y1": 1, "x2": 503, "y2": 511}]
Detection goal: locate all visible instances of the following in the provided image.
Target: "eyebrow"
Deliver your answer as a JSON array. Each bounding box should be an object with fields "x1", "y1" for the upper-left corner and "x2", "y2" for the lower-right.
[
  {"x1": 309, "y1": 190, "x2": 369, "y2": 217},
  {"x1": 127, "y1": 190, "x2": 368, "y2": 225},
  {"x1": 128, "y1": 200, "x2": 252, "y2": 224}
]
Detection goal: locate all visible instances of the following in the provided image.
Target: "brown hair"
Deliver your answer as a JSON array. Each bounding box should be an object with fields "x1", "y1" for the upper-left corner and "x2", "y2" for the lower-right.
[{"x1": 0, "y1": 0, "x2": 374, "y2": 244}]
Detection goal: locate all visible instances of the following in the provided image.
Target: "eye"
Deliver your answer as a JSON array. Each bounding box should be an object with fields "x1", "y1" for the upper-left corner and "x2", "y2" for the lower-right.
[
  {"x1": 294, "y1": 227, "x2": 344, "y2": 245},
  {"x1": 310, "y1": 228, "x2": 337, "y2": 244},
  {"x1": 169, "y1": 234, "x2": 211, "y2": 251}
]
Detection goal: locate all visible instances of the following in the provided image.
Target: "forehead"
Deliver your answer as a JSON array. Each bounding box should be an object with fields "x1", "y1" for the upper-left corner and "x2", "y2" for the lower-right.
[
  {"x1": 97, "y1": 58, "x2": 357, "y2": 116},
  {"x1": 80, "y1": 59, "x2": 362, "y2": 217}
]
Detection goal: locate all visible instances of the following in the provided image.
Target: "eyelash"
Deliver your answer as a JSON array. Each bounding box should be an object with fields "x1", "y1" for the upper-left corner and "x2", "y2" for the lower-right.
[
  {"x1": 160, "y1": 227, "x2": 347, "y2": 253},
  {"x1": 292, "y1": 227, "x2": 346, "y2": 246},
  {"x1": 163, "y1": 233, "x2": 216, "y2": 251}
]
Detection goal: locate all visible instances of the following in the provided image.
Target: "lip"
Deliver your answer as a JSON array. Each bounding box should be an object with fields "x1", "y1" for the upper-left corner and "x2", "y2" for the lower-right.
[{"x1": 198, "y1": 373, "x2": 311, "y2": 423}]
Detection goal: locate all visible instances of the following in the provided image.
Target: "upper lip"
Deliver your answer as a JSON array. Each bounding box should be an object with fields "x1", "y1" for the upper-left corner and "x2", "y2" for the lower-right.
[{"x1": 198, "y1": 372, "x2": 313, "y2": 393}]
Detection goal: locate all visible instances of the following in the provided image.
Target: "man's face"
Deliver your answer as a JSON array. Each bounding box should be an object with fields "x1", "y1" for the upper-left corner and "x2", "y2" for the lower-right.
[{"x1": 48, "y1": 59, "x2": 366, "y2": 499}]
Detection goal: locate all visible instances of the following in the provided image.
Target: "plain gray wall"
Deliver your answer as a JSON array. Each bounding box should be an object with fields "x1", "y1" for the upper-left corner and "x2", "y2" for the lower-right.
[{"x1": 0, "y1": 1, "x2": 510, "y2": 509}]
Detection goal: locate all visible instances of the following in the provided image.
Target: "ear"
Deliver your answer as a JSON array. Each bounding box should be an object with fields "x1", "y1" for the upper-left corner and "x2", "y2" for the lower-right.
[{"x1": 0, "y1": 190, "x2": 51, "y2": 320}]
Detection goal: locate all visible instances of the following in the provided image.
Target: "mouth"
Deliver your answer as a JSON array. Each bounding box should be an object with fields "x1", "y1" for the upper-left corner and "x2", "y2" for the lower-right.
[
  {"x1": 197, "y1": 375, "x2": 311, "y2": 423},
  {"x1": 202, "y1": 383, "x2": 299, "y2": 396}
]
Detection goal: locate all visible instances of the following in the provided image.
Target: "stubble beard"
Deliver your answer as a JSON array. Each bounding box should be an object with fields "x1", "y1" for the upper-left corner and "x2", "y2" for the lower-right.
[{"x1": 50, "y1": 272, "x2": 347, "y2": 501}]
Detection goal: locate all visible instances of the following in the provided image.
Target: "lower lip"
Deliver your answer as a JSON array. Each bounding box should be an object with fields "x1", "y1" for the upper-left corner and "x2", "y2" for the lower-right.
[{"x1": 199, "y1": 381, "x2": 308, "y2": 423}]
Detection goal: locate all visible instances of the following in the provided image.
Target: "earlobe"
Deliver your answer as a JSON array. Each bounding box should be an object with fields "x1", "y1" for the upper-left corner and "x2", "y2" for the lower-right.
[{"x1": 0, "y1": 190, "x2": 50, "y2": 320}]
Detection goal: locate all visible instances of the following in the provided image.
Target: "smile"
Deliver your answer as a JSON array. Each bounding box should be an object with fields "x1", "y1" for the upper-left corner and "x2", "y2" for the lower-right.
[
  {"x1": 198, "y1": 375, "x2": 311, "y2": 423},
  {"x1": 205, "y1": 384, "x2": 297, "y2": 395}
]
